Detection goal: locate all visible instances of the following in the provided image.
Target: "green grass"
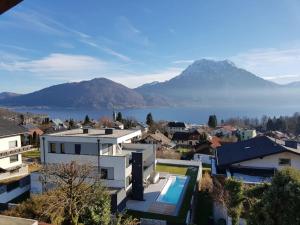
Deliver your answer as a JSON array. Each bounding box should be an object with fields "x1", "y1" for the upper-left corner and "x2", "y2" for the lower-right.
[
  {"x1": 194, "y1": 191, "x2": 213, "y2": 225},
  {"x1": 155, "y1": 164, "x2": 188, "y2": 175},
  {"x1": 177, "y1": 147, "x2": 191, "y2": 154},
  {"x1": 127, "y1": 164, "x2": 198, "y2": 224},
  {"x1": 22, "y1": 149, "x2": 40, "y2": 158}
]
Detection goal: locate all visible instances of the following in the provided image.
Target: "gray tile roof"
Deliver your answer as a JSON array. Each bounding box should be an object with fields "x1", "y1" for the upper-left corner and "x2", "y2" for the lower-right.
[
  {"x1": 217, "y1": 136, "x2": 300, "y2": 167},
  {"x1": 0, "y1": 118, "x2": 25, "y2": 137},
  {"x1": 168, "y1": 122, "x2": 186, "y2": 128}
]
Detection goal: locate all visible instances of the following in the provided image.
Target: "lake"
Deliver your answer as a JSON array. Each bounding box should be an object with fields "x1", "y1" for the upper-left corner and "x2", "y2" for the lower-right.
[{"x1": 9, "y1": 106, "x2": 300, "y2": 124}]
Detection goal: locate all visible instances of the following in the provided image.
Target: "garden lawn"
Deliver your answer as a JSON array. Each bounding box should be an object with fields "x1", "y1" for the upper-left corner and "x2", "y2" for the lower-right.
[
  {"x1": 22, "y1": 149, "x2": 40, "y2": 159},
  {"x1": 127, "y1": 163, "x2": 198, "y2": 224}
]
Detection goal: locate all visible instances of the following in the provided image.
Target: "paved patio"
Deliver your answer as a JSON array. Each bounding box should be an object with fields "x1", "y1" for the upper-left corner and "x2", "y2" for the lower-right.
[{"x1": 126, "y1": 172, "x2": 170, "y2": 212}]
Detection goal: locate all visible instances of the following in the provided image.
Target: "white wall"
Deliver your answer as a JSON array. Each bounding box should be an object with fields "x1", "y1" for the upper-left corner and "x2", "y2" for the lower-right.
[
  {"x1": 0, "y1": 135, "x2": 22, "y2": 170},
  {"x1": 233, "y1": 152, "x2": 300, "y2": 170},
  {"x1": 0, "y1": 135, "x2": 21, "y2": 152},
  {"x1": 41, "y1": 152, "x2": 127, "y2": 188},
  {"x1": 0, "y1": 154, "x2": 22, "y2": 169}
]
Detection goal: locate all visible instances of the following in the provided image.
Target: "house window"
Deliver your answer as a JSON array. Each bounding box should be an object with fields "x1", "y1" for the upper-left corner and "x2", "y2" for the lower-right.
[
  {"x1": 279, "y1": 158, "x2": 291, "y2": 166},
  {"x1": 75, "y1": 144, "x2": 81, "y2": 154},
  {"x1": 9, "y1": 140, "x2": 18, "y2": 149},
  {"x1": 101, "y1": 168, "x2": 108, "y2": 179},
  {"x1": 49, "y1": 143, "x2": 56, "y2": 153},
  {"x1": 60, "y1": 143, "x2": 65, "y2": 154},
  {"x1": 9, "y1": 155, "x2": 18, "y2": 163}
]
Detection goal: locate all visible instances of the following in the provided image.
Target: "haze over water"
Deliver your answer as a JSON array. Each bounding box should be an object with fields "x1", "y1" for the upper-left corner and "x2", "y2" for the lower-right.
[{"x1": 11, "y1": 106, "x2": 299, "y2": 124}]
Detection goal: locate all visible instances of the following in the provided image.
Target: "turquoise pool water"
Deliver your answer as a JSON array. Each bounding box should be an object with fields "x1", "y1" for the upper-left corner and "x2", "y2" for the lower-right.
[{"x1": 156, "y1": 176, "x2": 188, "y2": 205}]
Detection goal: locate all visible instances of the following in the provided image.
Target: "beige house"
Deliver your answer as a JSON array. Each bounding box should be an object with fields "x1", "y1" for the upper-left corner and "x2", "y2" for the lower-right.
[{"x1": 143, "y1": 130, "x2": 175, "y2": 149}]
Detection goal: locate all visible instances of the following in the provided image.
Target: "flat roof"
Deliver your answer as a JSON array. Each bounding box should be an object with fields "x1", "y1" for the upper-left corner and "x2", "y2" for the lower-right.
[
  {"x1": 0, "y1": 215, "x2": 37, "y2": 225},
  {"x1": 45, "y1": 128, "x2": 140, "y2": 139}
]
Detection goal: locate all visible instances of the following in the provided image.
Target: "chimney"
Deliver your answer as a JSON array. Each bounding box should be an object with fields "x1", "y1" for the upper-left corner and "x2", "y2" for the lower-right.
[
  {"x1": 285, "y1": 140, "x2": 298, "y2": 149},
  {"x1": 83, "y1": 126, "x2": 90, "y2": 134},
  {"x1": 105, "y1": 128, "x2": 113, "y2": 135}
]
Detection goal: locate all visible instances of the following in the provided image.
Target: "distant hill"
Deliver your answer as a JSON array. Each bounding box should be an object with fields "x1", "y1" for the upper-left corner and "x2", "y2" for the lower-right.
[
  {"x1": 0, "y1": 92, "x2": 21, "y2": 100},
  {"x1": 1, "y1": 59, "x2": 300, "y2": 109},
  {"x1": 0, "y1": 78, "x2": 151, "y2": 109},
  {"x1": 285, "y1": 81, "x2": 300, "y2": 88},
  {"x1": 135, "y1": 59, "x2": 299, "y2": 107}
]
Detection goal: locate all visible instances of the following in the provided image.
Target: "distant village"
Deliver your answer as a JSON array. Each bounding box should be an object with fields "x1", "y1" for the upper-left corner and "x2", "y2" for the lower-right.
[{"x1": 0, "y1": 107, "x2": 300, "y2": 225}]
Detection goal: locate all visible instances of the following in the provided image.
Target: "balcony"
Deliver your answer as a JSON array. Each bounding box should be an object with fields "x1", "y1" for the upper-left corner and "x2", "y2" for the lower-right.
[
  {"x1": 0, "y1": 164, "x2": 29, "y2": 182},
  {"x1": 0, "y1": 145, "x2": 33, "y2": 159}
]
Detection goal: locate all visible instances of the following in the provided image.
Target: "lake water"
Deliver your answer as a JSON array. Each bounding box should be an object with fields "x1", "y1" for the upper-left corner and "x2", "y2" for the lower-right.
[{"x1": 9, "y1": 106, "x2": 300, "y2": 124}]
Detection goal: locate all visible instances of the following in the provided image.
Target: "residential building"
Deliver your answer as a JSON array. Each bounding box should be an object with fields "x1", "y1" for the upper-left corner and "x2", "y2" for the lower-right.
[
  {"x1": 213, "y1": 135, "x2": 300, "y2": 184},
  {"x1": 36, "y1": 127, "x2": 156, "y2": 211},
  {"x1": 236, "y1": 129, "x2": 257, "y2": 141},
  {"x1": 22, "y1": 124, "x2": 44, "y2": 145},
  {"x1": 142, "y1": 130, "x2": 175, "y2": 149},
  {"x1": 112, "y1": 121, "x2": 124, "y2": 130},
  {"x1": 0, "y1": 118, "x2": 31, "y2": 203},
  {"x1": 172, "y1": 129, "x2": 202, "y2": 146},
  {"x1": 51, "y1": 118, "x2": 67, "y2": 131},
  {"x1": 134, "y1": 122, "x2": 149, "y2": 134},
  {"x1": 166, "y1": 122, "x2": 187, "y2": 134},
  {"x1": 211, "y1": 125, "x2": 236, "y2": 137}
]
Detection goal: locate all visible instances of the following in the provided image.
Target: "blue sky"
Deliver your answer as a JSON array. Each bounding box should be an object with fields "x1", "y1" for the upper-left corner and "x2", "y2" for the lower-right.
[{"x1": 1, "y1": 0, "x2": 300, "y2": 93}]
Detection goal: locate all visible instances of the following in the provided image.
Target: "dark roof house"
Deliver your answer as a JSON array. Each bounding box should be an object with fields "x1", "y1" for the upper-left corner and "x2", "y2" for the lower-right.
[
  {"x1": 172, "y1": 130, "x2": 201, "y2": 141},
  {"x1": 216, "y1": 136, "x2": 300, "y2": 168},
  {"x1": 167, "y1": 122, "x2": 186, "y2": 128},
  {"x1": 0, "y1": 117, "x2": 25, "y2": 137}
]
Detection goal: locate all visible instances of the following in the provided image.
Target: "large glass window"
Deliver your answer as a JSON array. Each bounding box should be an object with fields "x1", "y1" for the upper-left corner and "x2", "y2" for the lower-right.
[
  {"x1": 75, "y1": 144, "x2": 81, "y2": 154},
  {"x1": 9, "y1": 154, "x2": 18, "y2": 163},
  {"x1": 49, "y1": 143, "x2": 56, "y2": 153},
  {"x1": 101, "y1": 168, "x2": 108, "y2": 179},
  {"x1": 60, "y1": 143, "x2": 65, "y2": 154}
]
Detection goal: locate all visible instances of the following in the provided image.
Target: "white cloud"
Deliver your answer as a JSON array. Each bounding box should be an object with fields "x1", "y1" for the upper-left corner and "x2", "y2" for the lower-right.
[
  {"x1": 4, "y1": 9, "x2": 131, "y2": 62},
  {"x1": 0, "y1": 53, "x2": 107, "y2": 80},
  {"x1": 111, "y1": 67, "x2": 184, "y2": 88},
  {"x1": 172, "y1": 59, "x2": 194, "y2": 65},
  {"x1": 115, "y1": 16, "x2": 151, "y2": 46},
  {"x1": 80, "y1": 39, "x2": 132, "y2": 62},
  {"x1": 231, "y1": 47, "x2": 300, "y2": 84}
]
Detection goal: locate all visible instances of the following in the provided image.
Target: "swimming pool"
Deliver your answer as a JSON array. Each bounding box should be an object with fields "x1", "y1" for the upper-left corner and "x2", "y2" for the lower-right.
[{"x1": 156, "y1": 176, "x2": 188, "y2": 205}]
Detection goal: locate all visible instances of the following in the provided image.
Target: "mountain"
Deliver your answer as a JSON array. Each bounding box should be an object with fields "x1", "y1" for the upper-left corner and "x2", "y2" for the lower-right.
[
  {"x1": 1, "y1": 59, "x2": 299, "y2": 109},
  {"x1": 0, "y1": 92, "x2": 21, "y2": 100},
  {"x1": 135, "y1": 59, "x2": 299, "y2": 107},
  {"x1": 285, "y1": 81, "x2": 300, "y2": 88},
  {"x1": 0, "y1": 78, "x2": 150, "y2": 109}
]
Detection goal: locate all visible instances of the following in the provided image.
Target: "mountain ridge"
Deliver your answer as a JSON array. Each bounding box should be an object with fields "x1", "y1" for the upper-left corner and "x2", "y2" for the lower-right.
[{"x1": 1, "y1": 59, "x2": 299, "y2": 109}]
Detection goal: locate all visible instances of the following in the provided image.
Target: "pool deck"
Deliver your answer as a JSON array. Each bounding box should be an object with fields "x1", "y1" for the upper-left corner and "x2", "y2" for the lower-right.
[{"x1": 126, "y1": 173, "x2": 188, "y2": 216}]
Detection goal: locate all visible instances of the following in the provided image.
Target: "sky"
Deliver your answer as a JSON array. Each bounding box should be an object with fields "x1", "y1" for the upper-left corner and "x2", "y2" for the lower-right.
[{"x1": 1, "y1": 0, "x2": 300, "y2": 93}]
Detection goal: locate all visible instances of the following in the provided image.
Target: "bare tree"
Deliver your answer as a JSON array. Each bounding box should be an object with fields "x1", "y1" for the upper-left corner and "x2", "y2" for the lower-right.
[{"x1": 40, "y1": 162, "x2": 101, "y2": 225}]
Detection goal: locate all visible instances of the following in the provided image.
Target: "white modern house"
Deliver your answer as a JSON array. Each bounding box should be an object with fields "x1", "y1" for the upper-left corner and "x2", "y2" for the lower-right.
[
  {"x1": 0, "y1": 118, "x2": 31, "y2": 204},
  {"x1": 36, "y1": 127, "x2": 156, "y2": 211}
]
